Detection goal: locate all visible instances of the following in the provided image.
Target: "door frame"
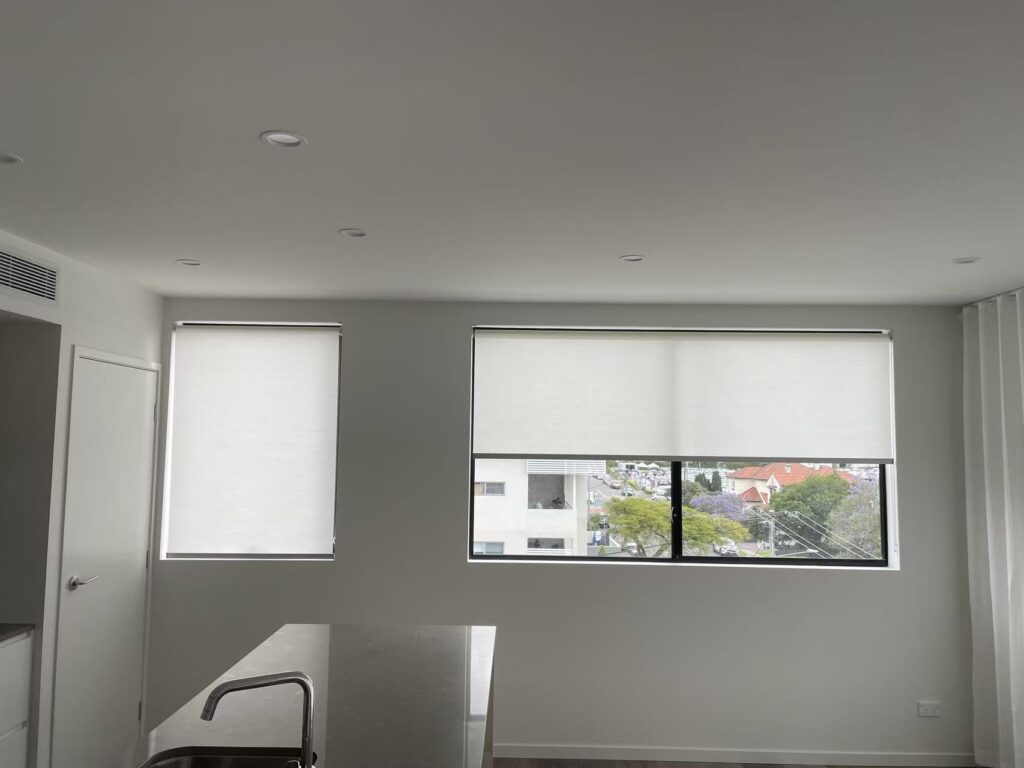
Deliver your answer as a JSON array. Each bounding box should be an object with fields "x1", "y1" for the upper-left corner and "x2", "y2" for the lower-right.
[{"x1": 50, "y1": 345, "x2": 161, "y2": 765}]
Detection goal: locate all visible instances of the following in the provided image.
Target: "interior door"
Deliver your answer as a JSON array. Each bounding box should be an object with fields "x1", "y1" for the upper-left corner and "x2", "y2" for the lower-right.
[{"x1": 52, "y1": 348, "x2": 158, "y2": 768}]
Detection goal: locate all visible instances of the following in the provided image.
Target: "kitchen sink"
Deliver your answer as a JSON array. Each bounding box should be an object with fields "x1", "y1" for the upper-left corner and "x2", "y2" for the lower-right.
[{"x1": 140, "y1": 747, "x2": 316, "y2": 767}]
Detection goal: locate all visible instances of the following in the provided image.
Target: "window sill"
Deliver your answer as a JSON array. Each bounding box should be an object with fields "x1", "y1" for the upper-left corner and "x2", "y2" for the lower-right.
[
  {"x1": 162, "y1": 554, "x2": 335, "y2": 562},
  {"x1": 525, "y1": 550, "x2": 570, "y2": 555},
  {"x1": 468, "y1": 555, "x2": 898, "y2": 571}
]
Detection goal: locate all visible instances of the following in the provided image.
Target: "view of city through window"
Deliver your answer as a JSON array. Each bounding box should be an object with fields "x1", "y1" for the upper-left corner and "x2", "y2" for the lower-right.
[{"x1": 472, "y1": 459, "x2": 885, "y2": 562}]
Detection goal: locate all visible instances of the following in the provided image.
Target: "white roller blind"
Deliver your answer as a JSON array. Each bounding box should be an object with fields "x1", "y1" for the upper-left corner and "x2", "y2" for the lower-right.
[
  {"x1": 166, "y1": 324, "x2": 340, "y2": 556},
  {"x1": 473, "y1": 329, "x2": 894, "y2": 462}
]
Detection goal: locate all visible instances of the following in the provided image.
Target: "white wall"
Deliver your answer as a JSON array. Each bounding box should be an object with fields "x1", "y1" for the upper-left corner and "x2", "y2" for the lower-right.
[
  {"x1": 0, "y1": 229, "x2": 163, "y2": 767},
  {"x1": 147, "y1": 299, "x2": 971, "y2": 765}
]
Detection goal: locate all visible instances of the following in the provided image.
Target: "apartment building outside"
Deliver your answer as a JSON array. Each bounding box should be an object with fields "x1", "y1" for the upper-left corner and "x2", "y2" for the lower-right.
[{"x1": 471, "y1": 459, "x2": 604, "y2": 556}]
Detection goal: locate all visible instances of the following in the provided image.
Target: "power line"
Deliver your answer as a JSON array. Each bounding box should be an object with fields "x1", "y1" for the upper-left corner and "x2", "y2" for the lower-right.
[
  {"x1": 746, "y1": 509, "x2": 828, "y2": 559},
  {"x1": 784, "y1": 509, "x2": 874, "y2": 559},
  {"x1": 763, "y1": 518, "x2": 826, "y2": 558},
  {"x1": 780, "y1": 510, "x2": 865, "y2": 558},
  {"x1": 747, "y1": 507, "x2": 871, "y2": 560},
  {"x1": 790, "y1": 510, "x2": 874, "y2": 559}
]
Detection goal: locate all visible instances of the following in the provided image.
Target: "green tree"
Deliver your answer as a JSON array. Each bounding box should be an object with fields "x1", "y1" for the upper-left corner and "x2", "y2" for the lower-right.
[
  {"x1": 710, "y1": 470, "x2": 723, "y2": 492},
  {"x1": 679, "y1": 480, "x2": 705, "y2": 506},
  {"x1": 681, "y1": 507, "x2": 750, "y2": 553},
  {"x1": 604, "y1": 497, "x2": 671, "y2": 557},
  {"x1": 694, "y1": 472, "x2": 712, "y2": 490},
  {"x1": 605, "y1": 498, "x2": 754, "y2": 557},
  {"x1": 681, "y1": 507, "x2": 715, "y2": 550},
  {"x1": 711, "y1": 515, "x2": 751, "y2": 544},
  {"x1": 768, "y1": 473, "x2": 850, "y2": 554},
  {"x1": 828, "y1": 480, "x2": 882, "y2": 558}
]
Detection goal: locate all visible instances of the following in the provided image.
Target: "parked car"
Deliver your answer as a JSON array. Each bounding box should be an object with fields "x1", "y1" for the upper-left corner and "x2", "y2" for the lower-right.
[
  {"x1": 609, "y1": 479, "x2": 623, "y2": 489},
  {"x1": 718, "y1": 539, "x2": 739, "y2": 556}
]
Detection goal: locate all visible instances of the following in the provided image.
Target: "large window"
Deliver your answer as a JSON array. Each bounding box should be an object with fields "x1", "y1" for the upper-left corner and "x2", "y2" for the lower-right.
[
  {"x1": 164, "y1": 323, "x2": 341, "y2": 558},
  {"x1": 469, "y1": 328, "x2": 894, "y2": 566}
]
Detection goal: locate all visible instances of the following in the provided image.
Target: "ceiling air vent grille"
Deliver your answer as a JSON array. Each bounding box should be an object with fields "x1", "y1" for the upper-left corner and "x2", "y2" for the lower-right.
[{"x1": 0, "y1": 250, "x2": 58, "y2": 302}]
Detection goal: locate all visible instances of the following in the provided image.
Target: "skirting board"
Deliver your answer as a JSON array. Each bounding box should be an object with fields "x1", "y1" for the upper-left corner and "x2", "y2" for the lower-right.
[
  {"x1": 971, "y1": 750, "x2": 1003, "y2": 768},
  {"x1": 494, "y1": 743, "x2": 976, "y2": 767}
]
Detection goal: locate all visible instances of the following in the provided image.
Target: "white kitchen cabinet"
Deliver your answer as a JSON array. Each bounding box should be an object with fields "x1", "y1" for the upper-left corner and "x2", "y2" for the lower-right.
[{"x1": 0, "y1": 630, "x2": 32, "y2": 768}]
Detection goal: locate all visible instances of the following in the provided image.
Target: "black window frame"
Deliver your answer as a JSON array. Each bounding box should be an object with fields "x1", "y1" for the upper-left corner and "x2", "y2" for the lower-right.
[{"x1": 469, "y1": 458, "x2": 890, "y2": 567}]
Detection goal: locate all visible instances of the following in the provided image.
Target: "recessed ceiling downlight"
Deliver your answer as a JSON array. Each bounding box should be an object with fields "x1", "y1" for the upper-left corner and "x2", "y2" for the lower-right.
[
  {"x1": 619, "y1": 254, "x2": 644, "y2": 263},
  {"x1": 176, "y1": 259, "x2": 201, "y2": 267},
  {"x1": 259, "y1": 130, "x2": 306, "y2": 148},
  {"x1": 0, "y1": 152, "x2": 23, "y2": 165},
  {"x1": 338, "y1": 227, "x2": 367, "y2": 238},
  {"x1": 953, "y1": 256, "x2": 981, "y2": 264}
]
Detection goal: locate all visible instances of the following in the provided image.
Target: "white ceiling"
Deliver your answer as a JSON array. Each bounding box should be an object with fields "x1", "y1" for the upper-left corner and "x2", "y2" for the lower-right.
[{"x1": 1, "y1": 0, "x2": 1023, "y2": 304}]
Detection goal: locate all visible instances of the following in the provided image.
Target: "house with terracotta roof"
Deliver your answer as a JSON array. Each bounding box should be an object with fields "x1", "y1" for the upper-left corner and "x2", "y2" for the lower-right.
[
  {"x1": 729, "y1": 463, "x2": 854, "y2": 508},
  {"x1": 738, "y1": 486, "x2": 771, "y2": 508}
]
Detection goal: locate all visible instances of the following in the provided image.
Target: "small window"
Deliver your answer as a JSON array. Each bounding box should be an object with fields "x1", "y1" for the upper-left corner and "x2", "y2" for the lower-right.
[
  {"x1": 473, "y1": 481, "x2": 506, "y2": 497},
  {"x1": 473, "y1": 541, "x2": 505, "y2": 555},
  {"x1": 527, "y1": 537, "x2": 567, "y2": 551},
  {"x1": 164, "y1": 323, "x2": 341, "y2": 559}
]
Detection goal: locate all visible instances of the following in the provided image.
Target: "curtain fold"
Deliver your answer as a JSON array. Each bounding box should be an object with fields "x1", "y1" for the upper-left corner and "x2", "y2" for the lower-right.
[{"x1": 963, "y1": 291, "x2": 1024, "y2": 768}]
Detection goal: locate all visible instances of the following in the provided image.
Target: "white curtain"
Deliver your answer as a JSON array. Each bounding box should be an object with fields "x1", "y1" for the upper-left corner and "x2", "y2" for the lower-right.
[{"x1": 963, "y1": 291, "x2": 1024, "y2": 768}]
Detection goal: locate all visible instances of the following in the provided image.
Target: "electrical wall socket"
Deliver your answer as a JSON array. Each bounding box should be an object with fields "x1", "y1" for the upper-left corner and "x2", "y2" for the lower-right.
[{"x1": 917, "y1": 699, "x2": 943, "y2": 717}]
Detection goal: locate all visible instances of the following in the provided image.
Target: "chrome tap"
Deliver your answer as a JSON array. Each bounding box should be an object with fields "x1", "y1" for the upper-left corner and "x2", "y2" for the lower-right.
[{"x1": 200, "y1": 671, "x2": 314, "y2": 768}]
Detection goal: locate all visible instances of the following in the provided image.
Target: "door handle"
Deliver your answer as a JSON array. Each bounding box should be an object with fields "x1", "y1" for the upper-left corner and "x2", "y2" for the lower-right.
[{"x1": 67, "y1": 575, "x2": 99, "y2": 591}]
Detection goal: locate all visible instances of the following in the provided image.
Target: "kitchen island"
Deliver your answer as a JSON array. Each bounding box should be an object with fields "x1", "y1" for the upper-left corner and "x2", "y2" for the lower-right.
[{"x1": 127, "y1": 624, "x2": 496, "y2": 768}]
